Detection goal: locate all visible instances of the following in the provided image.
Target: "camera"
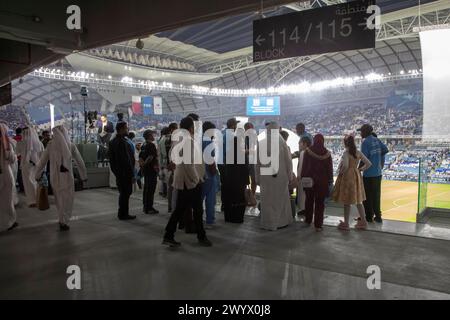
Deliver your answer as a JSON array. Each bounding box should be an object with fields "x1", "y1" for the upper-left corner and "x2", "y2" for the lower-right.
[{"x1": 80, "y1": 86, "x2": 88, "y2": 97}]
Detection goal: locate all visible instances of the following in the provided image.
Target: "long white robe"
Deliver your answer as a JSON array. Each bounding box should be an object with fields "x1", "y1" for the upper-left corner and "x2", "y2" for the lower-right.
[
  {"x1": 17, "y1": 142, "x2": 38, "y2": 206},
  {"x1": 9, "y1": 138, "x2": 19, "y2": 206},
  {"x1": 16, "y1": 131, "x2": 44, "y2": 206},
  {"x1": 0, "y1": 140, "x2": 17, "y2": 232},
  {"x1": 257, "y1": 133, "x2": 294, "y2": 231},
  {"x1": 35, "y1": 141, "x2": 87, "y2": 225}
]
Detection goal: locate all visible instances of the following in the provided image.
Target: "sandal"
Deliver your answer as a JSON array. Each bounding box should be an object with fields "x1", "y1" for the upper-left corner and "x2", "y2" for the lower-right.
[
  {"x1": 355, "y1": 221, "x2": 368, "y2": 230},
  {"x1": 337, "y1": 221, "x2": 350, "y2": 231}
]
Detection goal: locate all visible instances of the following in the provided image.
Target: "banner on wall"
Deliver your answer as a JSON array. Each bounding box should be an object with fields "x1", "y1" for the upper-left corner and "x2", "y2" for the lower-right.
[{"x1": 154, "y1": 96, "x2": 163, "y2": 115}]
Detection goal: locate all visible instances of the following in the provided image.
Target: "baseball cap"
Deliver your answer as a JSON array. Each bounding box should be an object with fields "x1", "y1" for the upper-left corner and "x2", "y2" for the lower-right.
[
  {"x1": 357, "y1": 124, "x2": 373, "y2": 133},
  {"x1": 226, "y1": 118, "x2": 240, "y2": 128}
]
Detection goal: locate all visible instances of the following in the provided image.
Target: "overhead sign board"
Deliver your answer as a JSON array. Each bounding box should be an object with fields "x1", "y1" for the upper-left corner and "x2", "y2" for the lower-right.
[
  {"x1": 246, "y1": 96, "x2": 281, "y2": 116},
  {"x1": 253, "y1": 0, "x2": 377, "y2": 62}
]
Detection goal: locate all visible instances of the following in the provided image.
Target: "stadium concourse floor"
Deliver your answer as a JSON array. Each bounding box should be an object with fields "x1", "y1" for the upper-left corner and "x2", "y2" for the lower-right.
[{"x1": 1, "y1": 188, "x2": 450, "y2": 300}]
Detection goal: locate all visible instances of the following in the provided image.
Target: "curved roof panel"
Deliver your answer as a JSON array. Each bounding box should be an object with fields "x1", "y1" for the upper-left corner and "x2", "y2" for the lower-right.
[{"x1": 156, "y1": 0, "x2": 437, "y2": 54}]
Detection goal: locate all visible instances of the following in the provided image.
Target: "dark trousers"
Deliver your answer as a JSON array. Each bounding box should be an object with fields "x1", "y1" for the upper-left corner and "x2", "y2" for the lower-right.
[
  {"x1": 116, "y1": 176, "x2": 133, "y2": 218},
  {"x1": 363, "y1": 176, "x2": 382, "y2": 221},
  {"x1": 164, "y1": 184, "x2": 206, "y2": 240},
  {"x1": 218, "y1": 164, "x2": 226, "y2": 210},
  {"x1": 223, "y1": 183, "x2": 246, "y2": 223},
  {"x1": 167, "y1": 172, "x2": 174, "y2": 211},
  {"x1": 304, "y1": 188, "x2": 325, "y2": 228},
  {"x1": 97, "y1": 134, "x2": 112, "y2": 161},
  {"x1": 143, "y1": 172, "x2": 157, "y2": 212}
]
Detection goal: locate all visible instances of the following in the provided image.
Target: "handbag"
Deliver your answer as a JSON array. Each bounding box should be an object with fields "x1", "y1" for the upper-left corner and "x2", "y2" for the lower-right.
[
  {"x1": 301, "y1": 177, "x2": 314, "y2": 188},
  {"x1": 37, "y1": 186, "x2": 50, "y2": 211},
  {"x1": 245, "y1": 187, "x2": 257, "y2": 207}
]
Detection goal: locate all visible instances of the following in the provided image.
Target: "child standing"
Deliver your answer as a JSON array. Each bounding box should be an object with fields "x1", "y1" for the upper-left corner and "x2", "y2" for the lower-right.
[
  {"x1": 296, "y1": 136, "x2": 312, "y2": 216},
  {"x1": 332, "y1": 135, "x2": 372, "y2": 230}
]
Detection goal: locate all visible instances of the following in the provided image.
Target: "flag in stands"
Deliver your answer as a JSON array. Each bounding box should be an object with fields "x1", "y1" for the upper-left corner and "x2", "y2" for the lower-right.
[
  {"x1": 154, "y1": 96, "x2": 163, "y2": 115},
  {"x1": 132, "y1": 96, "x2": 142, "y2": 115},
  {"x1": 142, "y1": 96, "x2": 153, "y2": 115}
]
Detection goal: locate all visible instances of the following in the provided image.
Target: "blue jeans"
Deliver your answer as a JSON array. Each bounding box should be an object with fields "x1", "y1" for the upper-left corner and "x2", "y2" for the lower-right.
[{"x1": 202, "y1": 175, "x2": 218, "y2": 224}]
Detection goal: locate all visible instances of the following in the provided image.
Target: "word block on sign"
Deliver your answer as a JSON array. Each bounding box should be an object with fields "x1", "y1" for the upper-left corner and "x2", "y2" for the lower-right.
[{"x1": 253, "y1": 0, "x2": 377, "y2": 62}]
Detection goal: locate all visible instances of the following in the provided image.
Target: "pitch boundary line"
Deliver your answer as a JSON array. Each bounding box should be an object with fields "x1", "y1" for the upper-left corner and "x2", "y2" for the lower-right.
[{"x1": 384, "y1": 191, "x2": 450, "y2": 214}]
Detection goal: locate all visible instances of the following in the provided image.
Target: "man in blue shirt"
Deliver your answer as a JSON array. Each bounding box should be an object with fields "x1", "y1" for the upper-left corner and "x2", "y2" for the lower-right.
[
  {"x1": 359, "y1": 124, "x2": 389, "y2": 223},
  {"x1": 296, "y1": 123, "x2": 313, "y2": 145},
  {"x1": 292, "y1": 123, "x2": 313, "y2": 159}
]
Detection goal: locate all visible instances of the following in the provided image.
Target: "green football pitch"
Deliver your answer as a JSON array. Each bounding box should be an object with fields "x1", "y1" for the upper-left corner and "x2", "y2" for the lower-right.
[{"x1": 381, "y1": 180, "x2": 450, "y2": 222}]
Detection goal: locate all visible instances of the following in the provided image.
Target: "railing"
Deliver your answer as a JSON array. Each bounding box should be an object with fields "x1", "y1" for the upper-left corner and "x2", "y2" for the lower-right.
[
  {"x1": 417, "y1": 156, "x2": 450, "y2": 222},
  {"x1": 417, "y1": 158, "x2": 429, "y2": 218}
]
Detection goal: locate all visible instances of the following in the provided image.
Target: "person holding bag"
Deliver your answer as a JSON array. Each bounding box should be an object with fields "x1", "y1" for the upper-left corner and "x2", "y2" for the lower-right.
[
  {"x1": 35, "y1": 125, "x2": 87, "y2": 231},
  {"x1": 300, "y1": 134, "x2": 333, "y2": 232},
  {"x1": 296, "y1": 136, "x2": 311, "y2": 216}
]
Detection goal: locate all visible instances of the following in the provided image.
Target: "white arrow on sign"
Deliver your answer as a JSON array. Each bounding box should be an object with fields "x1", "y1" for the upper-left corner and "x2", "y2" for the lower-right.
[{"x1": 255, "y1": 35, "x2": 266, "y2": 46}]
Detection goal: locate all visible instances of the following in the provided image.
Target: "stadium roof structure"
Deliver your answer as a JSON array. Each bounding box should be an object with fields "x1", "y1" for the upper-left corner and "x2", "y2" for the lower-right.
[{"x1": 9, "y1": 0, "x2": 450, "y2": 117}]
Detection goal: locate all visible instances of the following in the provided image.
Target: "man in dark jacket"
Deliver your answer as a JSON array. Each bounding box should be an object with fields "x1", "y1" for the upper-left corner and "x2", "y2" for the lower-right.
[
  {"x1": 140, "y1": 129, "x2": 159, "y2": 215},
  {"x1": 98, "y1": 115, "x2": 114, "y2": 143},
  {"x1": 108, "y1": 121, "x2": 136, "y2": 220},
  {"x1": 98, "y1": 115, "x2": 114, "y2": 161}
]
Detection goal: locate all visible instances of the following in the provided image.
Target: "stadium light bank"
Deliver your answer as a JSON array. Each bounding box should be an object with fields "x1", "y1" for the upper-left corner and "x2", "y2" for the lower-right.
[{"x1": 30, "y1": 68, "x2": 423, "y2": 98}]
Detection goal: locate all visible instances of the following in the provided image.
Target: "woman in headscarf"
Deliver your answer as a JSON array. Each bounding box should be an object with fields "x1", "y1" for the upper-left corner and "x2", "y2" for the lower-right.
[
  {"x1": 16, "y1": 126, "x2": 44, "y2": 207},
  {"x1": 257, "y1": 122, "x2": 294, "y2": 231},
  {"x1": 35, "y1": 125, "x2": 87, "y2": 231},
  {"x1": 301, "y1": 134, "x2": 333, "y2": 232},
  {"x1": 0, "y1": 122, "x2": 18, "y2": 232}
]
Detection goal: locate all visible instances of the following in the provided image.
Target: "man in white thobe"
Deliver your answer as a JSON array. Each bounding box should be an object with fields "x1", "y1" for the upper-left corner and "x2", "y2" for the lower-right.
[
  {"x1": 17, "y1": 127, "x2": 44, "y2": 207},
  {"x1": 257, "y1": 122, "x2": 294, "y2": 231},
  {"x1": 35, "y1": 125, "x2": 87, "y2": 231},
  {"x1": 0, "y1": 123, "x2": 18, "y2": 232},
  {"x1": 8, "y1": 136, "x2": 19, "y2": 206}
]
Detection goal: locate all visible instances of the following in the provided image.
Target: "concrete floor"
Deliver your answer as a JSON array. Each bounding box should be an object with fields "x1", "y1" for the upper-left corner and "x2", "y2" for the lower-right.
[{"x1": 1, "y1": 188, "x2": 450, "y2": 300}]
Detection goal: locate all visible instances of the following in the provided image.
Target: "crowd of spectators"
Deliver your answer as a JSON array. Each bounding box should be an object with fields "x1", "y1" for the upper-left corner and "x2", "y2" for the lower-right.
[
  {"x1": 0, "y1": 105, "x2": 28, "y2": 132},
  {"x1": 2, "y1": 102, "x2": 448, "y2": 184},
  {"x1": 266, "y1": 103, "x2": 423, "y2": 136},
  {"x1": 326, "y1": 139, "x2": 450, "y2": 184}
]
